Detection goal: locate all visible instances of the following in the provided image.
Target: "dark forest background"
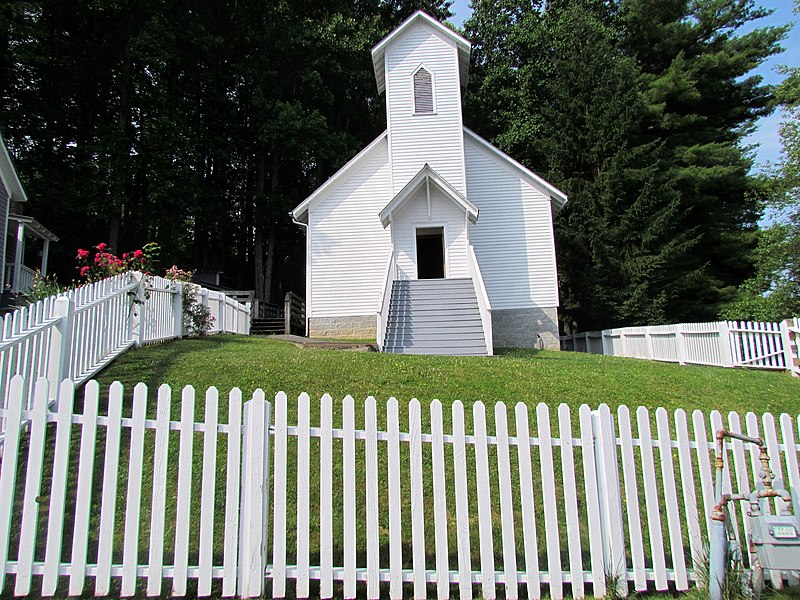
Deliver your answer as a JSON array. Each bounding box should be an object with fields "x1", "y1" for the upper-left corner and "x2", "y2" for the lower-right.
[{"x1": 0, "y1": 0, "x2": 791, "y2": 331}]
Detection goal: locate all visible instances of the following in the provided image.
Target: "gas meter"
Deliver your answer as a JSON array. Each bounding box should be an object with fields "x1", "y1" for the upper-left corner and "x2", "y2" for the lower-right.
[
  {"x1": 710, "y1": 430, "x2": 799, "y2": 600},
  {"x1": 747, "y1": 483, "x2": 800, "y2": 571}
]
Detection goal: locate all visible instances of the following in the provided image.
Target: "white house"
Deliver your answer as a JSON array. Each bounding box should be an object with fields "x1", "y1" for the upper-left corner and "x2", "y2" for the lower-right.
[
  {"x1": 291, "y1": 11, "x2": 566, "y2": 355},
  {"x1": 0, "y1": 132, "x2": 58, "y2": 300}
]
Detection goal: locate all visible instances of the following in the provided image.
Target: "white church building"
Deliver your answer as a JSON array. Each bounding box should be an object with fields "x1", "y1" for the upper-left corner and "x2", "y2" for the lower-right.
[{"x1": 291, "y1": 11, "x2": 567, "y2": 355}]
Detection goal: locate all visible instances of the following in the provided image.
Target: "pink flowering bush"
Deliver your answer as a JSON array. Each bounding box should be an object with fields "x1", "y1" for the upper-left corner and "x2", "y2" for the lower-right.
[
  {"x1": 75, "y1": 242, "x2": 159, "y2": 282},
  {"x1": 164, "y1": 265, "x2": 215, "y2": 336}
]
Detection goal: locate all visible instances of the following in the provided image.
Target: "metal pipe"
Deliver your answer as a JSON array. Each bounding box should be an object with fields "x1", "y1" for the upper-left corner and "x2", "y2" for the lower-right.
[
  {"x1": 709, "y1": 429, "x2": 766, "y2": 600},
  {"x1": 709, "y1": 513, "x2": 727, "y2": 600}
]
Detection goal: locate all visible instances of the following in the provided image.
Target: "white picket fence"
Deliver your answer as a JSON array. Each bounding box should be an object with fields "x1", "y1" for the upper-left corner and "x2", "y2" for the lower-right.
[
  {"x1": 0, "y1": 376, "x2": 798, "y2": 598},
  {"x1": 561, "y1": 318, "x2": 800, "y2": 376},
  {"x1": 0, "y1": 272, "x2": 250, "y2": 432}
]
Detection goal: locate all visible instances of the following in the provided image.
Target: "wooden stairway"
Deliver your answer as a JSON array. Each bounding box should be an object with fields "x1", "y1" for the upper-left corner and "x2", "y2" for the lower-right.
[
  {"x1": 383, "y1": 278, "x2": 487, "y2": 355},
  {"x1": 250, "y1": 292, "x2": 306, "y2": 336}
]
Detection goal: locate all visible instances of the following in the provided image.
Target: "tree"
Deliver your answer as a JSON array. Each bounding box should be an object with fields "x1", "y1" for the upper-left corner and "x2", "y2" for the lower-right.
[
  {"x1": 0, "y1": 1, "x2": 451, "y2": 300},
  {"x1": 464, "y1": 0, "x2": 786, "y2": 330},
  {"x1": 721, "y1": 0, "x2": 800, "y2": 320}
]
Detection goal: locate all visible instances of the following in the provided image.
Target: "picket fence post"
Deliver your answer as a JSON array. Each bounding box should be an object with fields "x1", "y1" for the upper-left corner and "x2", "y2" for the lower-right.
[
  {"x1": 126, "y1": 272, "x2": 145, "y2": 348},
  {"x1": 675, "y1": 324, "x2": 687, "y2": 365},
  {"x1": 238, "y1": 391, "x2": 271, "y2": 597},
  {"x1": 645, "y1": 327, "x2": 655, "y2": 360},
  {"x1": 780, "y1": 319, "x2": 798, "y2": 376},
  {"x1": 592, "y1": 405, "x2": 628, "y2": 596},
  {"x1": 46, "y1": 296, "x2": 74, "y2": 404},
  {"x1": 284, "y1": 293, "x2": 292, "y2": 336},
  {"x1": 218, "y1": 294, "x2": 226, "y2": 334},
  {"x1": 172, "y1": 282, "x2": 183, "y2": 339},
  {"x1": 601, "y1": 329, "x2": 612, "y2": 355},
  {"x1": 718, "y1": 321, "x2": 735, "y2": 367}
]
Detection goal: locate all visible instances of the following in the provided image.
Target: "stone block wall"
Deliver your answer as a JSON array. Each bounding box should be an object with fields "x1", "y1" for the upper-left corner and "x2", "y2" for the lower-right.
[
  {"x1": 308, "y1": 315, "x2": 377, "y2": 340},
  {"x1": 492, "y1": 306, "x2": 560, "y2": 350}
]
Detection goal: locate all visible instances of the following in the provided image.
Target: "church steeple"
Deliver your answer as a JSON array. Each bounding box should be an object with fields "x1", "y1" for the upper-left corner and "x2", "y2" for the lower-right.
[{"x1": 371, "y1": 12, "x2": 471, "y2": 196}]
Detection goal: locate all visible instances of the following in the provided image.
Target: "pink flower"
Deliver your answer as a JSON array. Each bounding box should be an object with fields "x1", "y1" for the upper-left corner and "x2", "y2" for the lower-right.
[
  {"x1": 77, "y1": 249, "x2": 89, "y2": 260},
  {"x1": 133, "y1": 249, "x2": 143, "y2": 258},
  {"x1": 96, "y1": 242, "x2": 108, "y2": 251},
  {"x1": 80, "y1": 266, "x2": 90, "y2": 277},
  {"x1": 122, "y1": 253, "x2": 128, "y2": 260}
]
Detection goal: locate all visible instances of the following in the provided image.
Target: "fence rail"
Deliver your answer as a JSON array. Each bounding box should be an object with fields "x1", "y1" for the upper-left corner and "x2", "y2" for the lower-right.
[
  {"x1": 1, "y1": 377, "x2": 798, "y2": 598},
  {"x1": 0, "y1": 273, "x2": 250, "y2": 434},
  {"x1": 561, "y1": 318, "x2": 800, "y2": 376}
]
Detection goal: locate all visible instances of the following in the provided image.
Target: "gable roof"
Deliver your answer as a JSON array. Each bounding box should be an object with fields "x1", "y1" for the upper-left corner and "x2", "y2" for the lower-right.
[
  {"x1": 291, "y1": 131, "x2": 388, "y2": 224},
  {"x1": 378, "y1": 163, "x2": 478, "y2": 227},
  {"x1": 372, "y1": 10, "x2": 471, "y2": 94},
  {"x1": 464, "y1": 127, "x2": 568, "y2": 214},
  {"x1": 0, "y1": 131, "x2": 28, "y2": 203}
]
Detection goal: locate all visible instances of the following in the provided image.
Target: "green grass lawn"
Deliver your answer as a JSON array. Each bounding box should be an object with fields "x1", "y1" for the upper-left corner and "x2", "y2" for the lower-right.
[
  {"x1": 93, "y1": 334, "x2": 800, "y2": 415},
  {"x1": 12, "y1": 335, "x2": 799, "y2": 598}
]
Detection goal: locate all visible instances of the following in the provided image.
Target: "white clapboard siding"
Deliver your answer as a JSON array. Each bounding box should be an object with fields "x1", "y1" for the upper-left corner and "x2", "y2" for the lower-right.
[
  {"x1": 392, "y1": 187, "x2": 469, "y2": 280},
  {"x1": 309, "y1": 139, "x2": 391, "y2": 318},
  {"x1": 465, "y1": 134, "x2": 559, "y2": 310},
  {"x1": 1, "y1": 380, "x2": 799, "y2": 599},
  {"x1": 386, "y1": 24, "x2": 465, "y2": 196}
]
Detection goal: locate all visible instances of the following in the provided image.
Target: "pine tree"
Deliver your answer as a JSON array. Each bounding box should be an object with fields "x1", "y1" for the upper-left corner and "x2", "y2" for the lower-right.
[{"x1": 465, "y1": 0, "x2": 786, "y2": 330}]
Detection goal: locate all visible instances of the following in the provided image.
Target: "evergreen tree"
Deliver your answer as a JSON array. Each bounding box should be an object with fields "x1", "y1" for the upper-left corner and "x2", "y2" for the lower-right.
[
  {"x1": 722, "y1": 0, "x2": 800, "y2": 320},
  {"x1": 623, "y1": 0, "x2": 787, "y2": 320},
  {"x1": 465, "y1": 0, "x2": 786, "y2": 330},
  {"x1": 0, "y1": 0, "x2": 451, "y2": 299}
]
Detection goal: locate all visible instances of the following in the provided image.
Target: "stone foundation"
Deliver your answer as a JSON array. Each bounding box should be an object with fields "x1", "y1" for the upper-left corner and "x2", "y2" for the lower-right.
[
  {"x1": 492, "y1": 306, "x2": 560, "y2": 350},
  {"x1": 309, "y1": 315, "x2": 377, "y2": 340}
]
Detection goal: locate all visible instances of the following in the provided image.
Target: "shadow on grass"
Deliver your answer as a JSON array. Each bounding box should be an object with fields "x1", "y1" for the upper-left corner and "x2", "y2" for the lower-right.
[{"x1": 76, "y1": 336, "x2": 235, "y2": 409}]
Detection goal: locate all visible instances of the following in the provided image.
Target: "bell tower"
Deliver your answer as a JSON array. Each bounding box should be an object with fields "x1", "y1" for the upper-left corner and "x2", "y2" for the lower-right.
[{"x1": 371, "y1": 12, "x2": 471, "y2": 196}]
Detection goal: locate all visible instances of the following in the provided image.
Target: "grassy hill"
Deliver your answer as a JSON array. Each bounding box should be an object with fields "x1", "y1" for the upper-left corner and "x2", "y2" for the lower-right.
[{"x1": 93, "y1": 334, "x2": 800, "y2": 417}]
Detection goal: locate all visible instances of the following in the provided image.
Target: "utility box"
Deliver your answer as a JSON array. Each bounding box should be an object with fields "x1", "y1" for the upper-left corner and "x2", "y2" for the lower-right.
[{"x1": 749, "y1": 514, "x2": 800, "y2": 570}]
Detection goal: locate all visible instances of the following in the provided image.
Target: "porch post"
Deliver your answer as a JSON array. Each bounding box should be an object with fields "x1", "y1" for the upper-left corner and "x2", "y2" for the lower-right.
[
  {"x1": 40, "y1": 239, "x2": 50, "y2": 277},
  {"x1": 13, "y1": 221, "x2": 25, "y2": 292}
]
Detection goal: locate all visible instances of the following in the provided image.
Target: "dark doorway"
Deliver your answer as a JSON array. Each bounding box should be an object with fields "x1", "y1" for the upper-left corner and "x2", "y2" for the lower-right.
[{"x1": 416, "y1": 227, "x2": 445, "y2": 279}]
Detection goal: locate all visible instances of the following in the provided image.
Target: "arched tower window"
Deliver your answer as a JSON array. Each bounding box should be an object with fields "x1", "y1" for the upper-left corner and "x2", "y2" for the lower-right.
[{"x1": 413, "y1": 67, "x2": 434, "y2": 114}]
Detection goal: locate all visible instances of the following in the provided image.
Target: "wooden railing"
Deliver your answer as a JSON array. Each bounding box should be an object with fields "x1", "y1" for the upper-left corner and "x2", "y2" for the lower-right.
[
  {"x1": 4, "y1": 263, "x2": 37, "y2": 293},
  {"x1": 467, "y1": 245, "x2": 493, "y2": 356},
  {"x1": 376, "y1": 247, "x2": 396, "y2": 351},
  {"x1": 253, "y1": 300, "x2": 281, "y2": 320},
  {"x1": 284, "y1": 292, "x2": 306, "y2": 335}
]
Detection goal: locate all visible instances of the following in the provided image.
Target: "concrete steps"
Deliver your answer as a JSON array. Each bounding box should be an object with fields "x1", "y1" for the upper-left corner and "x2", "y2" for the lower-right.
[{"x1": 383, "y1": 278, "x2": 487, "y2": 356}]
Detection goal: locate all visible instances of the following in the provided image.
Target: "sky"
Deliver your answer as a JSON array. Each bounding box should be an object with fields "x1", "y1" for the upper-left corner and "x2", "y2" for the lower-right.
[{"x1": 447, "y1": 0, "x2": 800, "y2": 171}]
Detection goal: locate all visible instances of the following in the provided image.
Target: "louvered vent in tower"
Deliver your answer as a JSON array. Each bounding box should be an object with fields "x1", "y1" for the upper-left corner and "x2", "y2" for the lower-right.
[{"x1": 413, "y1": 67, "x2": 434, "y2": 114}]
